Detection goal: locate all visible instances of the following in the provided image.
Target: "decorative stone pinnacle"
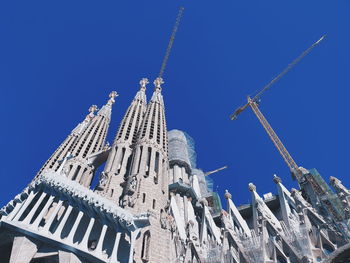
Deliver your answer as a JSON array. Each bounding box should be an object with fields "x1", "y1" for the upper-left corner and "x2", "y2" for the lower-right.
[
  {"x1": 248, "y1": 183, "x2": 256, "y2": 192},
  {"x1": 273, "y1": 174, "x2": 282, "y2": 184},
  {"x1": 108, "y1": 91, "x2": 119, "y2": 105},
  {"x1": 290, "y1": 188, "x2": 297, "y2": 196},
  {"x1": 224, "y1": 190, "x2": 232, "y2": 200},
  {"x1": 89, "y1": 105, "x2": 98, "y2": 113},
  {"x1": 154, "y1": 77, "x2": 164, "y2": 90},
  {"x1": 139, "y1": 78, "x2": 149, "y2": 90},
  {"x1": 330, "y1": 176, "x2": 340, "y2": 185}
]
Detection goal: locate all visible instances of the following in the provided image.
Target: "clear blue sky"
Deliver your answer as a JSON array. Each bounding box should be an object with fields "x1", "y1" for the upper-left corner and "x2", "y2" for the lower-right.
[{"x1": 1, "y1": 1, "x2": 350, "y2": 208}]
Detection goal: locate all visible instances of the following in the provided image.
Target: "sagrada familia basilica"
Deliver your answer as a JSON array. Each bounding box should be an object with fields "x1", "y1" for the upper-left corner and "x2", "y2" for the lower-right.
[
  {"x1": 1, "y1": 6, "x2": 350, "y2": 263},
  {"x1": 1, "y1": 76, "x2": 350, "y2": 263}
]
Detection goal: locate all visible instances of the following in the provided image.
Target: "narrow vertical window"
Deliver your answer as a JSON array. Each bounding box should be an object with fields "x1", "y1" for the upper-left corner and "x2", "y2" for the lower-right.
[
  {"x1": 154, "y1": 152, "x2": 159, "y2": 174},
  {"x1": 141, "y1": 231, "x2": 151, "y2": 261},
  {"x1": 137, "y1": 146, "x2": 143, "y2": 173},
  {"x1": 71, "y1": 165, "x2": 81, "y2": 181},
  {"x1": 146, "y1": 147, "x2": 151, "y2": 176},
  {"x1": 117, "y1": 148, "x2": 126, "y2": 174},
  {"x1": 152, "y1": 199, "x2": 156, "y2": 209},
  {"x1": 143, "y1": 193, "x2": 146, "y2": 203}
]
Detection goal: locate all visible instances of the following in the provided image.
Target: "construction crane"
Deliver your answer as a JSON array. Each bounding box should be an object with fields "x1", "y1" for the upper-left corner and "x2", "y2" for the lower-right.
[
  {"x1": 230, "y1": 35, "x2": 326, "y2": 180},
  {"x1": 204, "y1": 165, "x2": 228, "y2": 176},
  {"x1": 158, "y1": 6, "x2": 185, "y2": 79},
  {"x1": 229, "y1": 35, "x2": 347, "y2": 222}
]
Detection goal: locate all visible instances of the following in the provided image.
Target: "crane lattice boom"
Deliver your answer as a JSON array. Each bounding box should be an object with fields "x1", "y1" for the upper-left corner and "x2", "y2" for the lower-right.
[
  {"x1": 230, "y1": 35, "x2": 326, "y2": 121},
  {"x1": 248, "y1": 98, "x2": 299, "y2": 176}
]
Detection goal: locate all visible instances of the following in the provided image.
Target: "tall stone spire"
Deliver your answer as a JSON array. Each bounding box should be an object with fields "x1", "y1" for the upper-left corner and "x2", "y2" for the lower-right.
[
  {"x1": 34, "y1": 104, "x2": 98, "y2": 180},
  {"x1": 62, "y1": 91, "x2": 118, "y2": 187},
  {"x1": 121, "y1": 77, "x2": 170, "y2": 263},
  {"x1": 122, "y1": 77, "x2": 168, "y2": 209},
  {"x1": 95, "y1": 79, "x2": 148, "y2": 199}
]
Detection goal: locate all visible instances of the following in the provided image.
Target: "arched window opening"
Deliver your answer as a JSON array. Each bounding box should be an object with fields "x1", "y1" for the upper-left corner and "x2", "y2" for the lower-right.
[
  {"x1": 141, "y1": 231, "x2": 151, "y2": 261},
  {"x1": 154, "y1": 152, "x2": 160, "y2": 174},
  {"x1": 117, "y1": 148, "x2": 126, "y2": 174},
  {"x1": 71, "y1": 165, "x2": 81, "y2": 181},
  {"x1": 146, "y1": 147, "x2": 151, "y2": 176},
  {"x1": 137, "y1": 146, "x2": 143, "y2": 173}
]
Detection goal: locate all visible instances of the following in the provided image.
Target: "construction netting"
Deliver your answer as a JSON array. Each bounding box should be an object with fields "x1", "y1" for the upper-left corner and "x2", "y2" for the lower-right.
[{"x1": 168, "y1": 129, "x2": 222, "y2": 213}]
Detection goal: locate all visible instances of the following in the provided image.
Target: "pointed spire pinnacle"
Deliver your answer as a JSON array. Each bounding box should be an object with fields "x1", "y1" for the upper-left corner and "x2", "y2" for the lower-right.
[
  {"x1": 139, "y1": 78, "x2": 149, "y2": 91},
  {"x1": 154, "y1": 77, "x2": 164, "y2": 91},
  {"x1": 97, "y1": 91, "x2": 118, "y2": 118},
  {"x1": 224, "y1": 189, "x2": 232, "y2": 200},
  {"x1": 72, "y1": 105, "x2": 97, "y2": 135},
  {"x1": 107, "y1": 91, "x2": 119, "y2": 106},
  {"x1": 248, "y1": 183, "x2": 256, "y2": 192},
  {"x1": 273, "y1": 174, "x2": 282, "y2": 184}
]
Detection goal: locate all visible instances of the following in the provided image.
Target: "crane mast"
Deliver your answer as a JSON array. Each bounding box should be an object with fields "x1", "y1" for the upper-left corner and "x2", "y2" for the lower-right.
[{"x1": 247, "y1": 98, "x2": 301, "y2": 180}]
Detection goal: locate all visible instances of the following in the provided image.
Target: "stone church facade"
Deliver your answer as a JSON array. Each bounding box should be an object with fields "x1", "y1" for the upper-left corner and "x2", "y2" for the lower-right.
[{"x1": 1, "y1": 77, "x2": 350, "y2": 263}]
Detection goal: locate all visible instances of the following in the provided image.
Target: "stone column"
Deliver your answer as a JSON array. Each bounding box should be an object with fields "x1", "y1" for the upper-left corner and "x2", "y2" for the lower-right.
[
  {"x1": 128, "y1": 230, "x2": 140, "y2": 263},
  {"x1": 174, "y1": 165, "x2": 181, "y2": 182},
  {"x1": 75, "y1": 167, "x2": 86, "y2": 183},
  {"x1": 42, "y1": 200, "x2": 64, "y2": 232},
  {"x1": 181, "y1": 167, "x2": 188, "y2": 184},
  {"x1": 148, "y1": 149, "x2": 156, "y2": 177},
  {"x1": 96, "y1": 224, "x2": 108, "y2": 254},
  {"x1": 22, "y1": 192, "x2": 47, "y2": 225},
  {"x1": 7, "y1": 199, "x2": 25, "y2": 221},
  {"x1": 131, "y1": 147, "x2": 141, "y2": 174},
  {"x1": 66, "y1": 211, "x2": 84, "y2": 244},
  {"x1": 53, "y1": 205, "x2": 73, "y2": 237},
  {"x1": 109, "y1": 232, "x2": 121, "y2": 263},
  {"x1": 32, "y1": 195, "x2": 55, "y2": 228},
  {"x1": 13, "y1": 191, "x2": 35, "y2": 221},
  {"x1": 81, "y1": 217, "x2": 95, "y2": 249},
  {"x1": 169, "y1": 168, "x2": 174, "y2": 184}
]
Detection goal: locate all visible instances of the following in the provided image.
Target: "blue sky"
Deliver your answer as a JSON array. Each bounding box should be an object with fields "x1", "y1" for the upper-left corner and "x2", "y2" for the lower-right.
[{"x1": 1, "y1": 1, "x2": 350, "y2": 208}]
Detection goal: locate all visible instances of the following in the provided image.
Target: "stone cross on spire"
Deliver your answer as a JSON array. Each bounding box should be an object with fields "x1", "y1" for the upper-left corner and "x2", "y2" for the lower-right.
[
  {"x1": 84, "y1": 105, "x2": 98, "y2": 121},
  {"x1": 154, "y1": 77, "x2": 164, "y2": 91},
  {"x1": 139, "y1": 78, "x2": 149, "y2": 90},
  {"x1": 107, "y1": 91, "x2": 119, "y2": 106}
]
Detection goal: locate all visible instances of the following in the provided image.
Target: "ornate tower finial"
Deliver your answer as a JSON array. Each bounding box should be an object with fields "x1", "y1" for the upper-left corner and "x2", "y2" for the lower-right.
[
  {"x1": 248, "y1": 183, "x2": 256, "y2": 192},
  {"x1": 107, "y1": 91, "x2": 119, "y2": 106},
  {"x1": 154, "y1": 77, "x2": 164, "y2": 91},
  {"x1": 224, "y1": 190, "x2": 232, "y2": 200},
  {"x1": 139, "y1": 78, "x2": 149, "y2": 90}
]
